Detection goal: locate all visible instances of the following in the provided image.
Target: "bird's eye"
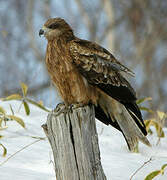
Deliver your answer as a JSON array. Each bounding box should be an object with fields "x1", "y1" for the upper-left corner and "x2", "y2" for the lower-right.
[{"x1": 48, "y1": 23, "x2": 59, "y2": 29}]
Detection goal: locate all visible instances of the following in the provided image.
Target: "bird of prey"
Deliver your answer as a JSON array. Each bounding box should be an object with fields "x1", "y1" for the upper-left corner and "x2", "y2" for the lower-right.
[{"x1": 39, "y1": 18, "x2": 150, "y2": 151}]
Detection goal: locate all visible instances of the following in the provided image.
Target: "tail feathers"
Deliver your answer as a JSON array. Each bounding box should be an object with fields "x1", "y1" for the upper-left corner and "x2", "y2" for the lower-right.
[
  {"x1": 95, "y1": 101, "x2": 151, "y2": 152},
  {"x1": 123, "y1": 102, "x2": 147, "y2": 136},
  {"x1": 115, "y1": 107, "x2": 151, "y2": 151},
  {"x1": 122, "y1": 134, "x2": 139, "y2": 152}
]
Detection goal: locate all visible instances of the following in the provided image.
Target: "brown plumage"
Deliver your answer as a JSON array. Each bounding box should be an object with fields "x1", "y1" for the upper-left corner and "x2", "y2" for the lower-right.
[{"x1": 39, "y1": 18, "x2": 150, "y2": 151}]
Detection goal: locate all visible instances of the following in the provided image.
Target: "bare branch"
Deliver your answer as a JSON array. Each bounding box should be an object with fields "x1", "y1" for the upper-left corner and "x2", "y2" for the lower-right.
[
  {"x1": 26, "y1": 0, "x2": 43, "y2": 62},
  {"x1": 74, "y1": 0, "x2": 94, "y2": 35},
  {"x1": 0, "y1": 139, "x2": 44, "y2": 166},
  {"x1": 130, "y1": 157, "x2": 153, "y2": 180},
  {"x1": 1, "y1": 81, "x2": 50, "y2": 97},
  {"x1": 43, "y1": 0, "x2": 51, "y2": 19}
]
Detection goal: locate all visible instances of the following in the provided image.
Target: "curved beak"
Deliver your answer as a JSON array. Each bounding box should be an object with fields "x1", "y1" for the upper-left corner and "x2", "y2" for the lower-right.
[{"x1": 39, "y1": 29, "x2": 44, "y2": 37}]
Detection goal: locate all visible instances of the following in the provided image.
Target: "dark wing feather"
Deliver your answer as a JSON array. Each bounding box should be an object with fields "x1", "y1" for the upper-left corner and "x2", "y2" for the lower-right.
[
  {"x1": 69, "y1": 38, "x2": 136, "y2": 102},
  {"x1": 95, "y1": 104, "x2": 121, "y2": 131},
  {"x1": 69, "y1": 38, "x2": 147, "y2": 136}
]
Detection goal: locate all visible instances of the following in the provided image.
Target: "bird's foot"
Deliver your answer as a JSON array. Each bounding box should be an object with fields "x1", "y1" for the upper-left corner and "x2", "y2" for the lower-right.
[
  {"x1": 53, "y1": 102, "x2": 87, "y2": 116},
  {"x1": 70, "y1": 102, "x2": 85, "y2": 110},
  {"x1": 53, "y1": 103, "x2": 69, "y2": 116}
]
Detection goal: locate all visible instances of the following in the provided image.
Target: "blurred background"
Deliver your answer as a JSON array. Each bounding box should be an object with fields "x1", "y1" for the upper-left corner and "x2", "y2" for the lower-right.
[{"x1": 0, "y1": 0, "x2": 167, "y2": 113}]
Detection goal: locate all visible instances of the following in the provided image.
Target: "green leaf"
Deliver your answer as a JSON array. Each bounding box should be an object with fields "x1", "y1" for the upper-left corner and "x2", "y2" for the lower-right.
[
  {"x1": 0, "y1": 106, "x2": 6, "y2": 114},
  {"x1": 161, "y1": 164, "x2": 167, "y2": 171},
  {"x1": 139, "y1": 106, "x2": 153, "y2": 113},
  {"x1": 144, "y1": 119, "x2": 165, "y2": 137},
  {"x1": 144, "y1": 119, "x2": 152, "y2": 131},
  {"x1": 2, "y1": 94, "x2": 22, "y2": 101},
  {"x1": 136, "y1": 97, "x2": 152, "y2": 104},
  {"x1": 161, "y1": 164, "x2": 167, "y2": 175},
  {"x1": 21, "y1": 82, "x2": 28, "y2": 97},
  {"x1": 0, "y1": 117, "x2": 3, "y2": 127},
  {"x1": 153, "y1": 121, "x2": 164, "y2": 138},
  {"x1": 26, "y1": 98, "x2": 50, "y2": 112},
  {"x1": 0, "y1": 144, "x2": 7, "y2": 157},
  {"x1": 157, "y1": 111, "x2": 166, "y2": 120},
  {"x1": 144, "y1": 170, "x2": 161, "y2": 180},
  {"x1": 7, "y1": 115, "x2": 25, "y2": 128},
  {"x1": 23, "y1": 101, "x2": 30, "y2": 115}
]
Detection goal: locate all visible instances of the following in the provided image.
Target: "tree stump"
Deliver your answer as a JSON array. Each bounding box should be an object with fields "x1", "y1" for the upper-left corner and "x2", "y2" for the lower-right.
[{"x1": 42, "y1": 105, "x2": 106, "y2": 180}]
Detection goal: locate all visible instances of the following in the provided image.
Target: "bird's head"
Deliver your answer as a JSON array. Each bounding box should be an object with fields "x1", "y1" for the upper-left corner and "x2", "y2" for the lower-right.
[{"x1": 39, "y1": 18, "x2": 74, "y2": 41}]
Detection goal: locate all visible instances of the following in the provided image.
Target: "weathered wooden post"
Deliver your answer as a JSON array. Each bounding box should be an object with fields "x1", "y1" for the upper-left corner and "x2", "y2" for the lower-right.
[{"x1": 42, "y1": 105, "x2": 106, "y2": 180}]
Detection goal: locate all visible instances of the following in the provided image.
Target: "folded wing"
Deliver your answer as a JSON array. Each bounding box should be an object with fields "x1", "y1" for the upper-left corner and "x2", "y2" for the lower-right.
[{"x1": 69, "y1": 38, "x2": 150, "y2": 151}]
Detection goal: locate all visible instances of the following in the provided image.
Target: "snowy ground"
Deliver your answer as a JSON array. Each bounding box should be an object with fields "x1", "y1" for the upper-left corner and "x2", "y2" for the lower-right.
[{"x1": 0, "y1": 100, "x2": 167, "y2": 180}]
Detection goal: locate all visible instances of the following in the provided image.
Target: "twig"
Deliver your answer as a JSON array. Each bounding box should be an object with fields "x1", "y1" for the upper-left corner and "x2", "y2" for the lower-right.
[
  {"x1": 98, "y1": 14, "x2": 125, "y2": 43},
  {"x1": 2, "y1": 81, "x2": 50, "y2": 97},
  {"x1": 130, "y1": 157, "x2": 153, "y2": 180},
  {"x1": 74, "y1": 0, "x2": 93, "y2": 33},
  {"x1": 26, "y1": 0, "x2": 43, "y2": 62},
  {"x1": 0, "y1": 139, "x2": 43, "y2": 166}
]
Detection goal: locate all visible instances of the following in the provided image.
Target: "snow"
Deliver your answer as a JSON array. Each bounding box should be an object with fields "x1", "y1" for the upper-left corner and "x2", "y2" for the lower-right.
[{"x1": 0, "y1": 100, "x2": 167, "y2": 180}]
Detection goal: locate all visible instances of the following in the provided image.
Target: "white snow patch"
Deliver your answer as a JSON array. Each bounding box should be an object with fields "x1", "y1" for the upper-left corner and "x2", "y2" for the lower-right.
[{"x1": 0, "y1": 100, "x2": 167, "y2": 180}]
